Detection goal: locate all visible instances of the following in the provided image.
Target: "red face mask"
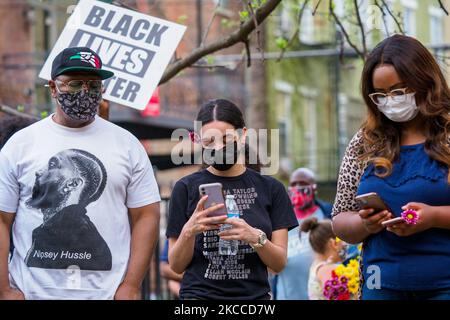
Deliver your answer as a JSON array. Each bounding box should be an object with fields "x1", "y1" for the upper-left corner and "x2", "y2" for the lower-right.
[{"x1": 288, "y1": 185, "x2": 318, "y2": 219}]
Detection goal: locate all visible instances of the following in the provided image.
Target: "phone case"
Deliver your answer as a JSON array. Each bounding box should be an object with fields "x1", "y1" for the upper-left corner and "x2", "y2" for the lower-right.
[
  {"x1": 381, "y1": 217, "x2": 404, "y2": 227},
  {"x1": 199, "y1": 183, "x2": 228, "y2": 217},
  {"x1": 355, "y1": 192, "x2": 390, "y2": 213}
]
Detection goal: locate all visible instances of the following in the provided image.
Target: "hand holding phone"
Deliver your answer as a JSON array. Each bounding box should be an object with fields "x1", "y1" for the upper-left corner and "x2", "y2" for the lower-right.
[
  {"x1": 355, "y1": 192, "x2": 391, "y2": 214},
  {"x1": 355, "y1": 192, "x2": 393, "y2": 234},
  {"x1": 381, "y1": 217, "x2": 405, "y2": 227},
  {"x1": 199, "y1": 183, "x2": 228, "y2": 217},
  {"x1": 185, "y1": 193, "x2": 227, "y2": 238}
]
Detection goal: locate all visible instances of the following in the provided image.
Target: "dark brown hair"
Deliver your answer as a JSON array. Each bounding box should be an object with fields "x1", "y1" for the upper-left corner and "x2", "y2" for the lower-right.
[
  {"x1": 360, "y1": 34, "x2": 450, "y2": 181},
  {"x1": 300, "y1": 217, "x2": 335, "y2": 254},
  {"x1": 196, "y1": 99, "x2": 261, "y2": 172}
]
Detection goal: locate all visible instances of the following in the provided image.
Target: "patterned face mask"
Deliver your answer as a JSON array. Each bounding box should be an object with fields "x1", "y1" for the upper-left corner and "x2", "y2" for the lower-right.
[{"x1": 56, "y1": 86, "x2": 101, "y2": 121}]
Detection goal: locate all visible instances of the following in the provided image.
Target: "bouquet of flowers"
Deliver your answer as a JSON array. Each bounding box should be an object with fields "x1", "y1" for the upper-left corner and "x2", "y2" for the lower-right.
[{"x1": 323, "y1": 259, "x2": 360, "y2": 300}]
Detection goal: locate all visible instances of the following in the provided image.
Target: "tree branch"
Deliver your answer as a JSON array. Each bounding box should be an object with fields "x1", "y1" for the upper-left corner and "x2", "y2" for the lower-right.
[
  {"x1": 0, "y1": 104, "x2": 39, "y2": 119},
  {"x1": 374, "y1": 0, "x2": 390, "y2": 36},
  {"x1": 329, "y1": 0, "x2": 365, "y2": 60},
  {"x1": 381, "y1": 0, "x2": 405, "y2": 34},
  {"x1": 312, "y1": 0, "x2": 322, "y2": 15},
  {"x1": 353, "y1": 0, "x2": 367, "y2": 59},
  {"x1": 244, "y1": 38, "x2": 252, "y2": 67},
  {"x1": 200, "y1": 2, "x2": 220, "y2": 47},
  {"x1": 159, "y1": 0, "x2": 281, "y2": 85},
  {"x1": 191, "y1": 63, "x2": 229, "y2": 69},
  {"x1": 247, "y1": 1, "x2": 264, "y2": 61},
  {"x1": 276, "y1": 0, "x2": 309, "y2": 62},
  {"x1": 438, "y1": 0, "x2": 449, "y2": 15}
]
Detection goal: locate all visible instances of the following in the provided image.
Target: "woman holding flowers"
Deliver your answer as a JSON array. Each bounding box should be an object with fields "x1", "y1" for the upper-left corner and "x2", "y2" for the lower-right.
[{"x1": 332, "y1": 35, "x2": 450, "y2": 300}]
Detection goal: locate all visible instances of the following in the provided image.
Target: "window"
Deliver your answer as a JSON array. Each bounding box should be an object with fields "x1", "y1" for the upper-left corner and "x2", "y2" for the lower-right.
[
  {"x1": 299, "y1": 86, "x2": 318, "y2": 173},
  {"x1": 359, "y1": 0, "x2": 374, "y2": 48},
  {"x1": 299, "y1": 3, "x2": 314, "y2": 44},
  {"x1": 334, "y1": 0, "x2": 345, "y2": 17},
  {"x1": 381, "y1": 0, "x2": 396, "y2": 37},
  {"x1": 401, "y1": 0, "x2": 417, "y2": 36},
  {"x1": 429, "y1": 6, "x2": 444, "y2": 45},
  {"x1": 275, "y1": 3, "x2": 294, "y2": 38},
  {"x1": 274, "y1": 81, "x2": 293, "y2": 162},
  {"x1": 278, "y1": 2, "x2": 293, "y2": 36},
  {"x1": 213, "y1": 0, "x2": 229, "y2": 8}
]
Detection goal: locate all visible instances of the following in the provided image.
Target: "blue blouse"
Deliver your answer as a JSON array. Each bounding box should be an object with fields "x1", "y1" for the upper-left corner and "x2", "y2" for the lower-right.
[{"x1": 357, "y1": 143, "x2": 450, "y2": 291}]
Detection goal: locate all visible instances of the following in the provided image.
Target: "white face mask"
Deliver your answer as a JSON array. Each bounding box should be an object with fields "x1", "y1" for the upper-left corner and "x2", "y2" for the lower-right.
[{"x1": 377, "y1": 92, "x2": 419, "y2": 122}]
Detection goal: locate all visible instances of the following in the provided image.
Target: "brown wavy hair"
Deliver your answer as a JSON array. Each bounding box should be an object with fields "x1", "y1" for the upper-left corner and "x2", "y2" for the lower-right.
[{"x1": 360, "y1": 34, "x2": 450, "y2": 182}]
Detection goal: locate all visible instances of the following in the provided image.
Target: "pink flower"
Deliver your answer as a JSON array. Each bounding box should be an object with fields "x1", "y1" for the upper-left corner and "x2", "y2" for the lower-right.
[
  {"x1": 401, "y1": 209, "x2": 419, "y2": 225},
  {"x1": 339, "y1": 276, "x2": 348, "y2": 284},
  {"x1": 338, "y1": 285, "x2": 348, "y2": 293}
]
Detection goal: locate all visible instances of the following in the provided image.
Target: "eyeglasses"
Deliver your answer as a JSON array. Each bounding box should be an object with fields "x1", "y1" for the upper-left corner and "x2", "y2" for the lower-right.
[
  {"x1": 55, "y1": 79, "x2": 103, "y2": 94},
  {"x1": 289, "y1": 185, "x2": 315, "y2": 196},
  {"x1": 368, "y1": 88, "x2": 410, "y2": 107},
  {"x1": 199, "y1": 133, "x2": 238, "y2": 150}
]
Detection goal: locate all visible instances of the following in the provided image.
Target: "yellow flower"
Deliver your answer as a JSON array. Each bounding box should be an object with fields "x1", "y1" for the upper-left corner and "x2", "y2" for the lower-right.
[
  {"x1": 348, "y1": 282, "x2": 359, "y2": 294},
  {"x1": 348, "y1": 259, "x2": 359, "y2": 269},
  {"x1": 357, "y1": 243, "x2": 363, "y2": 251},
  {"x1": 335, "y1": 265, "x2": 345, "y2": 277},
  {"x1": 343, "y1": 268, "x2": 356, "y2": 279}
]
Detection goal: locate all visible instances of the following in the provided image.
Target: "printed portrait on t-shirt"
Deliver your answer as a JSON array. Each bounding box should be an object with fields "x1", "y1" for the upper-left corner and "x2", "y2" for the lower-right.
[{"x1": 24, "y1": 149, "x2": 112, "y2": 271}]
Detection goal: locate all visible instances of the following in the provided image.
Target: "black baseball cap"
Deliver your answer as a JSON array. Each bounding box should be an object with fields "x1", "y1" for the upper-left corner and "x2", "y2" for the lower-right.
[{"x1": 51, "y1": 47, "x2": 114, "y2": 80}]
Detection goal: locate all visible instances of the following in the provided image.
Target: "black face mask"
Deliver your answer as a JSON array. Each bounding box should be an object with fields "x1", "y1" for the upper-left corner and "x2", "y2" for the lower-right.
[{"x1": 203, "y1": 141, "x2": 239, "y2": 171}]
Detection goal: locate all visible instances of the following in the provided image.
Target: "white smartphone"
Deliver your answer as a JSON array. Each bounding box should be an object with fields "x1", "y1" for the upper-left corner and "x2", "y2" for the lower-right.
[
  {"x1": 198, "y1": 183, "x2": 228, "y2": 217},
  {"x1": 381, "y1": 217, "x2": 404, "y2": 227}
]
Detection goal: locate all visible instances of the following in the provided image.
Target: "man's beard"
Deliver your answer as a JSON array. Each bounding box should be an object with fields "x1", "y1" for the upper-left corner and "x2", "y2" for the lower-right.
[{"x1": 27, "y1": 178, "x2": 68, "y2": 220}]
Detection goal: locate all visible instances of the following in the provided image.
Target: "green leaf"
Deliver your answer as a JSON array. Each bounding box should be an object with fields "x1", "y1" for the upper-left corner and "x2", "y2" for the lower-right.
[
  {"x1": 275, "y1": 37, "x2": 289, "y2": 50},
  {"x1": 177, "y1": 14, "x2": 188, "y2": 24},
  {"x1": 239, "y1": 10, "x2": 250, "y2": 21},
  {"x1": 251, "y1": 0, "x2": 267, "y2": 9},
  {"x1": 331, "y1": 0, "x2": 336, "y2": 11},
  {"x1": 221, "y1": 18, "x2": 231, "y2": 28},
  {"x1": 221, "y1": 18, "x2": 238, "y2": 29},
  {"x1": 40, "y1": 111, "x2": 49, "y2": 119},
  {"x1": 206, "y1": 55, "x2": 215, "y2": 65}
]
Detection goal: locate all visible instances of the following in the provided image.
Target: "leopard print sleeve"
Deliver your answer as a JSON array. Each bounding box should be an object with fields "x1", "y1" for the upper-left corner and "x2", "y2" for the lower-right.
[{"x1": 332, "y1": 129, "x2": 367, "y2": 218}]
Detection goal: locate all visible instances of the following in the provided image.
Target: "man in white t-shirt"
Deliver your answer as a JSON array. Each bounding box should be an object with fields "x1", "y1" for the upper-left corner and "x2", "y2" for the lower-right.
[{"x1": 0, "y1": 47, "x2": 161, "y2": 300}]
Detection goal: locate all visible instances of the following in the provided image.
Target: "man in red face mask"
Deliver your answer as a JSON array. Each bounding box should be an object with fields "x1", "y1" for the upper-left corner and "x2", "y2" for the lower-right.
[
  {"x1": 288, "y1": 168, "x2": 332, "y2": 220},
  {"x1": 273, "y1": 168, "x2": 333, "y2": 300}
]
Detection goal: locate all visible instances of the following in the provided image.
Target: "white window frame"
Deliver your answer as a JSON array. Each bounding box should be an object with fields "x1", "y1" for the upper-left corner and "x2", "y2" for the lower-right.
[
  {"x1": 334, "y1": 0, "x2": 345, "y2": 17},
  {"x1": 429, "y1": 6, "x2": 444, "y2": 45},
  {"x1": 274, "y1": 81, "x2": 294, "y2": 170},
  {"x1": 381, "y1": 0, "x2": 396, "y2": 37},
  {"x1": 277, "y1": 3, "x2": 293, "y2": 36},
  {"x1": 299, "y1": 3, "x2": 315, "y2": 45},
  {"x1": 401, "y1": 0, "x2": 418, "y2": 36},
  {"x1": 299, "y1": 86, "x2": 318, "y2": 173}
]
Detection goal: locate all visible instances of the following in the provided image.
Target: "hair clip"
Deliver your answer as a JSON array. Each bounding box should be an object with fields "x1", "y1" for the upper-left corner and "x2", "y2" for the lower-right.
[{"x1": 189, "y1": 131, "x2": 199, "y2": 143}]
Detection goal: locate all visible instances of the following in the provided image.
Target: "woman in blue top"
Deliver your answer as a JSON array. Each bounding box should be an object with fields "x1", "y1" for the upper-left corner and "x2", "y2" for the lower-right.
[{"x1": 332, "y1": 34, "x2": 450, "y2": 300}]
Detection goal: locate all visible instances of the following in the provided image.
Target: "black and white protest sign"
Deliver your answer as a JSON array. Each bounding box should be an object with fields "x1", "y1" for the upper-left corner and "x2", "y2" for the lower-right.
[{"x1": 39, "y1": 0, "x2": 186, "y2": 110}]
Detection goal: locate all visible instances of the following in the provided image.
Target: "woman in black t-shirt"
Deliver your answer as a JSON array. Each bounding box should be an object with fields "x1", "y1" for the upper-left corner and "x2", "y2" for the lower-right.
[{"x1": 166, "y1": 99, "x2": 298, "y2": 300}]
